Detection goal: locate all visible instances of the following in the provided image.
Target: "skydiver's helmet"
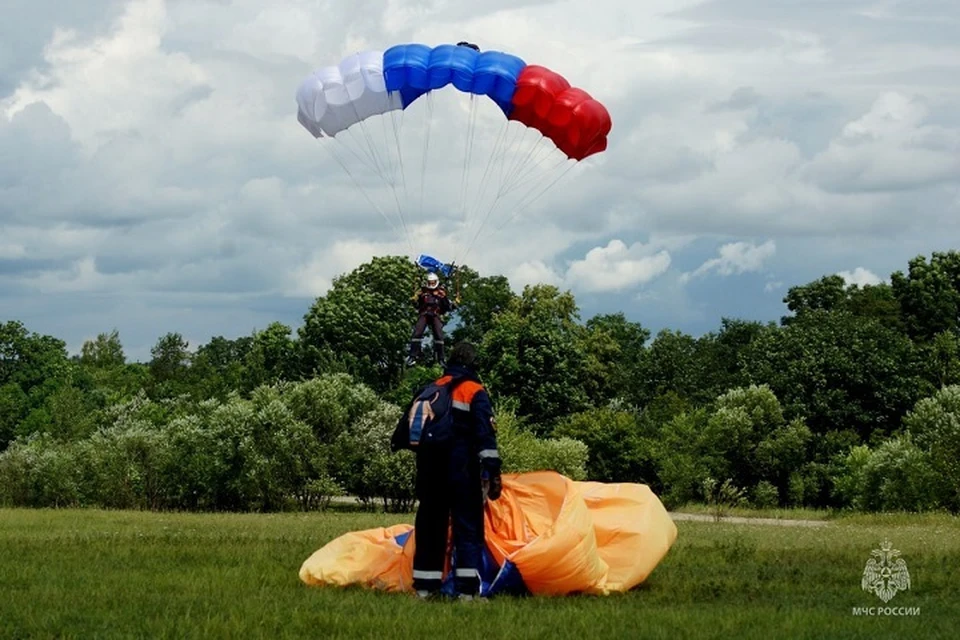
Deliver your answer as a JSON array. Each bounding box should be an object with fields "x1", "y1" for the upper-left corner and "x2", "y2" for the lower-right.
[{"x1": 425, "y1": 273, "x2": 440, "y2": 289}]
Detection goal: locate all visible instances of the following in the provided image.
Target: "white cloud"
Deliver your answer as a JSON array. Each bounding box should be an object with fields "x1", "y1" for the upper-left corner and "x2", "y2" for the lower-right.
[
  {"x1": 509, "y1": 261, "x2": 564, "y2": 291},
  {"x1": 683, "y1": 240, "x2": 776, "y2": 282},
  {"x1": 565, "y1": 239, "x2": 671, "y2": 292},
  {"x1": 837, "y1": 267, "x2": 883, "y2": 287},
  {"x1": 1, "y1": 0, "x2": 959, "y2": 359}
]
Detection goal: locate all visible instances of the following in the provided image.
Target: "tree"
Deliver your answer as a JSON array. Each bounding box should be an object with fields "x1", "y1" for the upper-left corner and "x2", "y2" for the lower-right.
[
  {"x1": 149, "y1": 332, "x2": 192, "y2": 397},
  {"x1": 479, "y1": 284, "x2": 593, "y2": 429},
  {"x1": 0, "y1": 321, "x2": 72, "y2": 449},
  {"x1": 298, "y1": 255, "x2": 422, "y2": 391},
  {"x1": 448, "y1": 266, "x2": 516, "y2": 345},
  {"x1": 891, "y1": 251, "x2": 960, "y2": 341},
  {"x1": 782, "y1": 274, "x2": 849, "y2": 320},
  {"x1": 79, "y1": 330, "x2": 126, "y2": 369},
  {"x1": 782, "y1": 276, "x2": 902, "y2": 330},
  {"x1": 242, "y1": 322, "x2": 298, "y2": 392},
  {"x1": 0, "y1": 321, "x2": 70, "y2": 390},
  {"x1": 628, "y1": 329, "x2": 702, "y2": 407},
  {"x1": 584, "y1": 312, "x2": 650, "y2": 400},
  {"x1": 741, "y1": 310, "x2": 925, "y2": 446},
  {"x1": 189, "y1": 335, "x2": 253, "y2": 399},
  {"x1": 694, "y1": 318, "x2": 770, "y2": 401}
]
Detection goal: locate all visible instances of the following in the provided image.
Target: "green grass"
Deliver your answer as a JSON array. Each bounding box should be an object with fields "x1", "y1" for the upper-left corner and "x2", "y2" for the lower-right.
[{"x1": 1, "y1": 508, "x2": 957, "y2": 639}]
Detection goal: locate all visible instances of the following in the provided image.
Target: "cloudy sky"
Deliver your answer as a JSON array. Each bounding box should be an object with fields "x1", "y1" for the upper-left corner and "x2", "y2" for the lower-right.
[{"x1": 2, "y1": 0, "x2": 959, "y2": 361}]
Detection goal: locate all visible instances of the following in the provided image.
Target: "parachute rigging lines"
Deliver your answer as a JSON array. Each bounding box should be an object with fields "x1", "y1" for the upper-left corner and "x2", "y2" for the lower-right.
[{"x1": 295, "y1": 43, "x2": 611, "y2": 265}]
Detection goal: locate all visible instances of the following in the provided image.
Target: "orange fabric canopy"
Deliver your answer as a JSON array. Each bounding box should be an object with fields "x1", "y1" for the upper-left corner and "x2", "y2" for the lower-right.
[{"x1": 300, "y1": 471, "x2": 677, "y2": 596}]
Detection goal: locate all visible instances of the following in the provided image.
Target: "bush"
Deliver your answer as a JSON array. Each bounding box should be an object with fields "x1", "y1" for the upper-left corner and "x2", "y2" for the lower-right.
[
  {"x1": 655, "y1": 409, "x2": 711, "y2": 509},
  {"x1": 855, "y1": 436, "x2": 943, "y2": 512},
  {"x1": 903, "y1": 384, "x2": 960, "y2": 510},
  {"x1": 0, "y1": 434, "x2": 82, "y2": 507},
  {"x1": 283, "y1": 373, "x2": 380, "y2": 442},
  {"x1": 553, "y1": 407, "x2": 650, "y2": 483},
  {"x1": 495, "y1": 405, "x2": 588, "y2": 480},
  {"x1": 752, "y1": 480, "x2": 779, "y2": 509},
  {"x1": 330, "y1": 401, "x2": 415, "y2": 509}
]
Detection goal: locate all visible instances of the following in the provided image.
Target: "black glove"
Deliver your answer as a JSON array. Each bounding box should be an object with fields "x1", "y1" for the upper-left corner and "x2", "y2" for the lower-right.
[
  {"x1": 488, "y1": 471, "x2": 502, "y2": 501},
  {"x1": 482, "y1": 464, "x2": 502, "y2": 501}
]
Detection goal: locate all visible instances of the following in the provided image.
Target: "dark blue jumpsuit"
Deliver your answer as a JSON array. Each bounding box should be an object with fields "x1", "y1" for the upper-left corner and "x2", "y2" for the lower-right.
[{"x1": 410, "y1": 364, "x2": 500, "y2": 596}]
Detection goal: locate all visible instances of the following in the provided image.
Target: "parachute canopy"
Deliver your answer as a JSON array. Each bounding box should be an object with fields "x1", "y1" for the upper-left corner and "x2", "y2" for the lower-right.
[
  {"x1": 296, "y1": 44, "x2": 611, "y2": 161},
  {"x1": 295, "y1": 43, "x2": 612, "y2": 268},
  {"x1": 299, "y1": 471, "x2": 677, "y2": 597}
]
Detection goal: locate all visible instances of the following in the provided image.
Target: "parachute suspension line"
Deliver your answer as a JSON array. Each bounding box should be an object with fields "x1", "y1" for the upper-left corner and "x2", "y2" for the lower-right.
[
  {"x1": 452, "y1": 118, "x2": 509, "y2": 266},
  {"x1": 329, "y1": 131, "x2": 412, "y2": 255},
  {"x1": 496, "y1": 131, "x2": 547, "y2": 199},
  {"x1": 459, "y1": 96, "x2": 480, "y2": 224},
  {"x1": 343, "y1": 126, "x2": 383, "y2": 179},
  {"x1": 499, "y1": 139, "x2": 563, "y2": 198},
  {"x1": 457, "y1": 128, "x2": 543, "y2": 262},
  {"x1": 481, "y1": 159, "x2": 577, "y2": 243},
  {"x1": 458, "y1": 147, "x2": 571, "y2": 266},
  {"x1": 389, "y1": 105, "x2": 417, "y2": 262},
  {"x1": 318, "y1": 138, "x2": 409, "y2": 251},
  {"x1": 354, "y1": 98, "x2": 414, "y2": 255},
  {"x1": 389, "y1": 100, "x2": 407, "y2": 192},
  {"x1": 496, "y1": 123, "x2": 523, "y2": 189},
  {"x1": 342, "y1": 99, "x2": 418, "y2": 262},
  {"x1": 335, "y1": 128, "x2": 384, "y2": 179},
  {"x1": 452, "y1": 95, "x2": 480, "y2": 266},
  {"x1": 342, "y1": 89, "x2": 394, "y2": 190},
  {"x1": 418, "y1": 93, "x2": 435, "y2": 223}
]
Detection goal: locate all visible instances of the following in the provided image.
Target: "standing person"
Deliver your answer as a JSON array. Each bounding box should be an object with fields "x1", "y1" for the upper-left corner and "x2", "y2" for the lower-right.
[
  {"x1": 392, "y1": 342, "x2": 502, "y2": 600},
  {"x1": 406, "y1": 272, "x2": 456, "y2": 367}
]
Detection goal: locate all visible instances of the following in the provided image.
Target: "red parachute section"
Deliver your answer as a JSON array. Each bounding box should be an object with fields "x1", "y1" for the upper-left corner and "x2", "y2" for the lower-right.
[{"x1": 508, "y1": 65, "x2": 612, "y2": 161}]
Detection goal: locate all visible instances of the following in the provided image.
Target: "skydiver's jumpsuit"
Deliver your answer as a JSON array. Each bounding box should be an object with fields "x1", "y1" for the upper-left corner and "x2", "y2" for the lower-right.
[
  {"x1": 409, "y1": 365, "x2": 501, "y2": 596},
  {"x1": 409, "y1": 285, "x2": 453, "y2": 363}
]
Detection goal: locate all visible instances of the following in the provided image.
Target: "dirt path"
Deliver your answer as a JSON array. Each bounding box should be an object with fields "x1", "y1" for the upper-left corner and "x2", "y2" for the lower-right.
[
  {"x1": 669, "y1": 512, "x2": 831, "y2": 527},
  {"x1": 330, "y1": 497, "x2": 831, "y2": 527}
]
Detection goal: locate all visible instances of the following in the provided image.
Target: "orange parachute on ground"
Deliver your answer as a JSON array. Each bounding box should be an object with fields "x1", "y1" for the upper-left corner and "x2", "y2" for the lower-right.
[{"x1": 299, "y1": 471, "x2": 678, "y2": 596}]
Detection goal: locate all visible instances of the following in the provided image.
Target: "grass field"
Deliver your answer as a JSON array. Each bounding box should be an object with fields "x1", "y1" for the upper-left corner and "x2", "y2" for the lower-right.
[{"x1": 1, "y1": 507, "x2": 957, "y2": 639}]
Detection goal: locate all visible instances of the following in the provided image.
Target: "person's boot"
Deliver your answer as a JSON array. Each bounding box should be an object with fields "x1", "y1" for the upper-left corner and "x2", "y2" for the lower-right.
[
  {"x1": 434, "y1": 340, "x2": 445, "y2": 367},
  {"x1": 406, "y1": 339, "x2": 422, "y2": 367}
]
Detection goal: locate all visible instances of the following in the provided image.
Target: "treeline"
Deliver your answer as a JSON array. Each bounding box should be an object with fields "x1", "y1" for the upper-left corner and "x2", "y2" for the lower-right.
[{"x1": 1, "y1": 251, "x2": 959, "y2": 514}]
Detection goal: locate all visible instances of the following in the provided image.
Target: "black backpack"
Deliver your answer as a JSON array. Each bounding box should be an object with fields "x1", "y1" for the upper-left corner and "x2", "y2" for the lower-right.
[{"x1": 391, "y1": 376, "x2": 469, "y2": 451}]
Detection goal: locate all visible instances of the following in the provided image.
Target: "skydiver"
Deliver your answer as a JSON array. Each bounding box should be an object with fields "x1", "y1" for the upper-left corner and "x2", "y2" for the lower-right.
[
  {"x1": 406, "y1": 272, "x2": 456, "y2": 367},
  {"x1": 392, "y1": 341, "x2": 502, "y2": 601},
  {"x1": 457, "y1": 41, "x2": 480, "y2": 51}
]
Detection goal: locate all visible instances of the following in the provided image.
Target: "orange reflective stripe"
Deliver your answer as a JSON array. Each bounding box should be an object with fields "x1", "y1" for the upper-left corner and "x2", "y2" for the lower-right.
[
  {"x1": 433, "y1": 376, "x2": 483, "y2": 406},
  {"x1": 452, "y1": 381, "x2": 482, "y2": 405}
]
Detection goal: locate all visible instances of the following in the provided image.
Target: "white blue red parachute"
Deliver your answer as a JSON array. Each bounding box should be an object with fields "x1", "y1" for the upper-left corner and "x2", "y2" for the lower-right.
[
  {"x1": 295, "y1": 42, "x2": 612, "y2": 266},
  {"x1": 296, "y1": 43, "x2": 610, "y2": 160}
]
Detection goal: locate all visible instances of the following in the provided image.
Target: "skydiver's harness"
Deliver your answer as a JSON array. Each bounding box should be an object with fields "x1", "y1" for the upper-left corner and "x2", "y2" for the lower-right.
[
  {"x1": 410, "y1": 264, "x2": 461, "y2": 313},
  {"x1": 419, "y1": 288, "x2": 448, "y2": 315}
]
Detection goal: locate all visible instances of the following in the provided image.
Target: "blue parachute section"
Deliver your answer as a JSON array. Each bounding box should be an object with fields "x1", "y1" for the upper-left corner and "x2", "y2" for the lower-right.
[
  {"x1": 383, "y1": 43, "x2": 526, "y2": 115},
  {"x1": 416, "y1": 254, "x2": 454, "y2": 278},
  {"x1": 392, "y1": 530, "x2": 528, "y2": 598}
]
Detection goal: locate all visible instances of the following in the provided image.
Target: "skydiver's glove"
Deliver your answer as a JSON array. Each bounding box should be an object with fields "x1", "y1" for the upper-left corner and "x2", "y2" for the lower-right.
[
  {"x1": 488, "y1": 470, "x2": 502, "y2": 501},
  {"x1": 482, "y1": 464, "x2": 502, "y2": 501}
]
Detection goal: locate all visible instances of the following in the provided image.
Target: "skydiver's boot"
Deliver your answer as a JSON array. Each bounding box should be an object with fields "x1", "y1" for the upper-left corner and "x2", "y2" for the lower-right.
[
  {"x1": 406, "y1": 338, "x2": 422, "y2": 367},
  {"x1": 434, "y1": 340, "x2": 445, "y2": 367}
]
